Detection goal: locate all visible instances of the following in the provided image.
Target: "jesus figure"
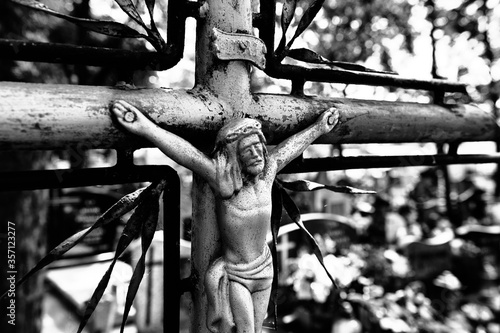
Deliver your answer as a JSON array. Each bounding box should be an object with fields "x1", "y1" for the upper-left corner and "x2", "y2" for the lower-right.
[{"x1": 111, "y1": 100, "x2": 339, "y2": 333}]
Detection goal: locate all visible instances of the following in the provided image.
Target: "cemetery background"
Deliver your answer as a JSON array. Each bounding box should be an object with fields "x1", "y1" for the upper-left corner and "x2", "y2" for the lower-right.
[{"x1": 0, "y1": 0, "x2": 499, "y2": 332}]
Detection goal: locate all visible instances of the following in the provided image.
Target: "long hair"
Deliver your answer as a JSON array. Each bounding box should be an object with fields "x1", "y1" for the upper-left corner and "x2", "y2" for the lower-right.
[{"x1": 212, "y1": 118, "x2": 268, "y2": 199}]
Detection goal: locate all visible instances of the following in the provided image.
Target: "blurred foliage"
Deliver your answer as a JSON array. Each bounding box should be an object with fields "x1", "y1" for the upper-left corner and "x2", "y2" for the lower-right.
[
  {"x1": 0, "y1": 0, "x2": 157, "y2": 86},
  {"x1": 311, "y1": 0, "x2": 414, "y2": 70},
  {"x1": 0, "y1": 0, "x2": 69, "y2": 83},
  {"x1": 427, "y1": 0, "x2": 499, "y2": 111},
  {"x1": 254, "y1": 0, "x2": 499, "y2": 107}
]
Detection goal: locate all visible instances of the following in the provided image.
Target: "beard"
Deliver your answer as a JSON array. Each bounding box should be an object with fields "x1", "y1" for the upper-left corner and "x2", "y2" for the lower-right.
[{"x1": 241, "y1": 164, "x2": 265, "y2": 185}]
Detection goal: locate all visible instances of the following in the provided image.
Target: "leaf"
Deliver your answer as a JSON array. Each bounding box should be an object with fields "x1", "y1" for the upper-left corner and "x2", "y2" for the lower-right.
[
  {"x1": 145, "y1": 0, "x2": 156, "y2": 18},
  {"x1": 285, "y1": 0, "x2": 326, "y2": 54},
  {"x1": 10, "y1": 0, "x2": 151, "y2": 40},
  {"x1": 145, "y1": 0, "x2": 160, "y2": 35},
  {"x1": 114, "y1": 0, "x2": 148, "y2": 29},
  {"x1": 0, "y1": 185, "x2": 151, "y2": 300},
  {"x1": 76, "y1": 180, "x2": 165, "y2": 333},
  {"x1": 276, "y1": 0, "x2": 298, "y2": 56},
  {"x1": 279, "y1": 179, "x2": 376, "y2": 194},
  {"x1": 281, "y1": 0, "x2": 297, "y2": 33},
  {"x1": 114, "y1": 0, "x2": 165, "y2": 51},
  {"x1": 287, "y1": 48, "x2": 329, "y2": 64},
  {"x1": 287, "y1": 48, "x2": 398, "y2": 74},
  {"x1": 119, "y1": 180, "x2": 163, "y2": 333},
  {"x1": 270, "y1": 182, "x2": 283, "y2": 254},
  {"x1": 76, "y1": 194, "x2": 151, "y2": 333},
  {"x1": 264, "y1": 181, "x2": 284, "y2": 330},
  {"x1": 280, "y1": 186, "x2": 339, "y2": 289}
]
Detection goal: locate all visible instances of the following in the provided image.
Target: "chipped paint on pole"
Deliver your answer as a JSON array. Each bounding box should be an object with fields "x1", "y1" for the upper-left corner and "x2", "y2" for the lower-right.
[
  {"x1": 194, "y1": 0, "x2": 254, "y2": 116},
  {"x1": 212, "y1": 28, "x2": 267, "y2": 70},
  {"x1": 191, "y1": 0, "x2": 259, "y2": 332},
  {"x1": 0, "y1": 82, "x2": 496, "y2": 150}
]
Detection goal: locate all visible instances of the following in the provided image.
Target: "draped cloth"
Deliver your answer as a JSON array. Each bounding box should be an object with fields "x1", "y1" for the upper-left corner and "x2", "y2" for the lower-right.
[{"x1": 205, "y1": 246, "x2": 274, "y2": 333}]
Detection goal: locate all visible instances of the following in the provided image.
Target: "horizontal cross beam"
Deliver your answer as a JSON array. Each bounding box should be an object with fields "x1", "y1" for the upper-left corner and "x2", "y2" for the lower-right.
[{"x1": 0, "y1": 81, "x2": 496, "y2": 150}]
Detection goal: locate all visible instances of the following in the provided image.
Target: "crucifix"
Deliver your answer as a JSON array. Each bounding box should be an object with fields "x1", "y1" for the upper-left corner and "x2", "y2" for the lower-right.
[
  {"x1": 105, "y1": 1, "x2": 342, "y2": 331},
  {"x1": 124, "y1": 1, "x2": 341, "y2": 331},
  {"x1": 0, "y1": 0, "x2": 498, "y2": 333},
  {"x1": 111, "y1": 99, "x2": 339, "y2": 332}
]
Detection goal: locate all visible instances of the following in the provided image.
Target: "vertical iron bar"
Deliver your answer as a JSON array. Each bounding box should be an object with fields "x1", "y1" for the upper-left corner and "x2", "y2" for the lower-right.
[
  {"x1": 163, "y1": 172, "x2": 181, "y2": 332},
  {"x1": 167, "y1": 0, "x2": 186, "y2": 65},
  {"x1": 433, "y1": 88, "x2": 456, "y2": 225},
  {"x1": 258, "y1": 0, "x2": 276, "y2": 65}
]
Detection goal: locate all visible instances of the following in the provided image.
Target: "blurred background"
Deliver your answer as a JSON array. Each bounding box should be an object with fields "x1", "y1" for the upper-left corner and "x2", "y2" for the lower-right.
[{"x1": 0, "y1": 0, "x2": 499, "y2": 332}]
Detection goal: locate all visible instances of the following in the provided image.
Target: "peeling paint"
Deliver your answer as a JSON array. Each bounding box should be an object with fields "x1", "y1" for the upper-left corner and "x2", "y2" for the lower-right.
[
  {"x1": 337, "y1": 125, "x2": 352, "y2": 137},
  {"x1": 0, "y1": 82, "x2": 497, "y2": 149},
  {"x1": 281, "y1": 113, "x2": 293, "y2": 123}
]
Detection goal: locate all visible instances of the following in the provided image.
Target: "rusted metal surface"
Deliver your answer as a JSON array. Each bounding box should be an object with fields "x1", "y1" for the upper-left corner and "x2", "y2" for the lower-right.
[
  {"x1": 251, "y1": 94, "x2": 497, "y2": 145},
  {"x1": 0, "y1": 82, "x2": 227, "y2": 150},
  {"x1": 194, "y1": 0, "x2": 254, "y2": 113},
  {"x1": 212, "y1": 28, "x2": 267, "y2": 70},
  {"x1": 0, "y1": 81, "x2": 496, "y2": 150}
]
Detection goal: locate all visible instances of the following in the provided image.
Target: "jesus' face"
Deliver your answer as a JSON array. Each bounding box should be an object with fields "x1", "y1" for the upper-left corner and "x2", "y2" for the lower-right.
[{"x1": 238, "y1": 134, "x2": 265, "y2": 177}]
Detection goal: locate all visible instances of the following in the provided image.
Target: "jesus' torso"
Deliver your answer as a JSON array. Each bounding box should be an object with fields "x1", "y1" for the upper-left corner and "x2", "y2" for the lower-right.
[{"x1": 216, "y1": 174, "x2": 274, "y2": 264}]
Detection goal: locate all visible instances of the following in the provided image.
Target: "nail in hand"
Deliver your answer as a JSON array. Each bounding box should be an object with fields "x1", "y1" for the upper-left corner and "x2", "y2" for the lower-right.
[{"x1": 124, "y1": 110, "x2": 136, "y2": 123}]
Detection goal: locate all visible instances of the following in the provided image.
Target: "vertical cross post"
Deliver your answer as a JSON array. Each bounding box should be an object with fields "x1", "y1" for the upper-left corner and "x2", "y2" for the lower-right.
[{"x1": 191, "y1": 0, "x2": 256, "y2": 332}]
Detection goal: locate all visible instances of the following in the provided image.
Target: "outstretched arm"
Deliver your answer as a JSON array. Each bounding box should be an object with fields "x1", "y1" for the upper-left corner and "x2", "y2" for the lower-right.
[
  {"x1": 268, "y1": 108, "x2": 339, "y2": 173},
  {"x1": 111, "y1": 100, "x2": 217, "y2": 186}
]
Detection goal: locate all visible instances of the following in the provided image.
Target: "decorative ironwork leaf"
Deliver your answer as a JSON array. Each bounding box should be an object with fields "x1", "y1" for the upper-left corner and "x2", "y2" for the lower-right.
[
  {"x1": 113, "y1": 0, "x2": 164, "y2": 51},
  {"x1": 279, "y1": 178, "x2": 376, "y2": 194},
  {"x1": 287, "y1": 47, "x2": 328, "y2": 63},
  {"x1": 119, "y1": 180, "x2": 164, "y2": 333},
  {"x1": 280, "y1": 184, "x2": 339, "y2": 289},
  {"x1": 284, "y1": 0, "x2": 326, "y2": 56},
  {"x1": 113, "y1": 0, "x2": 164, "y2": 50},
  {"x1": 143, "y1": 0, "x2": 165, "y2": 51},
  {"x1": 114, "y1": 0, "x2": 148, "y2": 28},
  {"x1": 0, "y1": 185, "x2": 149, "y2": 299},
  {"x1": 76, "y1": 188, "x2": 157, "y2": 333},
  {"x1": 10, "y1": 0, "x2": 163, "y2": 51},
  {"x1": 287, "y1": 48, "x2": 398, "y2": 74},
  {"x1": 281, "y1": 0, "x2": 297, "y2": 36},
  {"x1": 145, "y1": 0, "x2": 160, "y2": 35},
  {"x1": 276, "y1": 0, "x2": 298, "y2": 56},
  {"x1": 264, "y1": 181, "x2": 284, "y2": 331}
]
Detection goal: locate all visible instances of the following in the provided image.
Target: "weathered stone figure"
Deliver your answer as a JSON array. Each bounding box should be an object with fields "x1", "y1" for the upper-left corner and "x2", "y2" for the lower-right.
[{"x1": 111, "y1": 100, "x2": 339, "y2": 333}]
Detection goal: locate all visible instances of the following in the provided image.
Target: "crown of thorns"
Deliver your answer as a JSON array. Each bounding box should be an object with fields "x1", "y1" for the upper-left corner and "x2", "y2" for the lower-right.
[{"x1": 216, "y1": 118, "x2": 264, "y2": 145}]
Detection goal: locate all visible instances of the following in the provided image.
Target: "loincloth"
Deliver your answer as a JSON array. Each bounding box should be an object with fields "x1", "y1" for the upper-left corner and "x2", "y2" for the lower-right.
[
  {"x1": 205, "y1": 246, "x2": 274, "y2": 333},
  {"x1": 226, "y1": 245, "x2": 273, "y2": 292}
]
